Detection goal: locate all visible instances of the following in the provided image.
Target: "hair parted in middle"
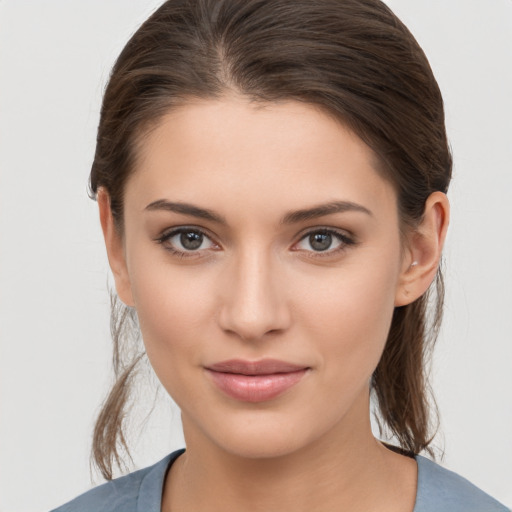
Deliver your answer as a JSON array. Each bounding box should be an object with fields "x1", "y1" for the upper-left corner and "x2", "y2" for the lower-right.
[{"x1": 90, "y1": 0, "x2": 452, "y2": 480}]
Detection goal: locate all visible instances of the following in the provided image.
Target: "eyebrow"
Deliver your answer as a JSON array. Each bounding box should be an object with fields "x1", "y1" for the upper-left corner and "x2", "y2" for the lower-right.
[
  {"x1": 145, "y1": 200, "x2": 227, "y2": 224},
  {"x1": 144, "y1": 199, "x2": 372, "y2": 225},
  {"x1": 281, "y1": 200, "x2": 372, "y2": 224}
]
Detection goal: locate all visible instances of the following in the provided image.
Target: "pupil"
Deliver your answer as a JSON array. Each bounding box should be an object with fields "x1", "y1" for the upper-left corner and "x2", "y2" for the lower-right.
[
  {"x1": 310, "y1": 232, "x2": 332, "y2": 251},
  {"x1": 180, "y1": 231, "x2": 203, "y2": 250}
]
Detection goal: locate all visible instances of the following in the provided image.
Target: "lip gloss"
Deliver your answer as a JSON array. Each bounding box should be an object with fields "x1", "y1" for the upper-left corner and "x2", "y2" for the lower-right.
[{"x1": 205, "y1": 359, "x2": 309, "y2": 403}]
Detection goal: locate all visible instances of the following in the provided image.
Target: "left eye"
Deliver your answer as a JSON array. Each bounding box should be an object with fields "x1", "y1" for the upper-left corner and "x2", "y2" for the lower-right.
[
  {"x1": 162, "y1": 229, "x2": 215, "y2": 252},
  {"x1": 295, "y1": 230, "x2": 349, "y2": 252}
]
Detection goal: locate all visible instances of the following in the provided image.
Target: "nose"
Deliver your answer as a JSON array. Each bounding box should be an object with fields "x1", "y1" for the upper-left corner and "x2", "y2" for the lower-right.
[{"x1": 218, "y1": 249, "x2": 291, "y2": 342}]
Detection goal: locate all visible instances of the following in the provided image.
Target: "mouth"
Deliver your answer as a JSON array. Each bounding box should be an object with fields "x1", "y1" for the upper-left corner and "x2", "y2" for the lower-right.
[{"x1": 205, "y1": 359, "x2": 310, "y2": 403}]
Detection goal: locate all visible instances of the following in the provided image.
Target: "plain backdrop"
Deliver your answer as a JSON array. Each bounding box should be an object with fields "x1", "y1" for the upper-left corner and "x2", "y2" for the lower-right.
[{"x1": 1, "y1": 1, "x2": 511, "y2": 510}]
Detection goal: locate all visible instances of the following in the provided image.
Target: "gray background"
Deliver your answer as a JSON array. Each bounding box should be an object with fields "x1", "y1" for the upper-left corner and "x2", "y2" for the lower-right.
[{"x1": 1, "y1": 1, "x2": 511, "y2": 510}]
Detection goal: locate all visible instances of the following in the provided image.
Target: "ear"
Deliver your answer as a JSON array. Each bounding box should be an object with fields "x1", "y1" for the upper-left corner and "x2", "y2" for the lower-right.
[
  {"x1": 97, "y1": 188, "x2": 135, "y2": 307},
  {"x1": 395, "y1": 191, "x2": 450, "y2": 307}
]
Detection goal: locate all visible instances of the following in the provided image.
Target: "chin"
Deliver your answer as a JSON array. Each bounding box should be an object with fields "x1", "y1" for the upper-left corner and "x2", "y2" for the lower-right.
[{"x1": 185, "y1": 408, "x2": 328, "y2": 461}]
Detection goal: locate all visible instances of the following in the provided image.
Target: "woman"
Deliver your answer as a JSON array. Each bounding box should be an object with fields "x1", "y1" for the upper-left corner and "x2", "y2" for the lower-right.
[{"x1": 51, "y1": 0, "x2": 508, "y2": 510}]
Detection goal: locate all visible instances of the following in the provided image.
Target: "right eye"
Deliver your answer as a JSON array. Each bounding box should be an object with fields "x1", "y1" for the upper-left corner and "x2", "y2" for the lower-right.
[{"x1": 156, "y1": 227, "x2": 217, "y2": 256}]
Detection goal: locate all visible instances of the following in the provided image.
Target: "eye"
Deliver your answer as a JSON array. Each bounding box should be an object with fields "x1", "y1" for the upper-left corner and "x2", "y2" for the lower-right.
[
  {"x1": 156, "y1": 227, "x2": 217, "y2": 254},
  {"x1": 294, "y1": 229, "x2": 354, "y2": 253}
]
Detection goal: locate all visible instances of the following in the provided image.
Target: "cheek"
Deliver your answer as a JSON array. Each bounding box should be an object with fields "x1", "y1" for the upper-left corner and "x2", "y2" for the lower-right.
[
  {"x1": 127, "y1": 256, "x2": 215, "y2": 385},
  {"x1": 299, "y1": 261, "x2": 399, "y2": 383}
]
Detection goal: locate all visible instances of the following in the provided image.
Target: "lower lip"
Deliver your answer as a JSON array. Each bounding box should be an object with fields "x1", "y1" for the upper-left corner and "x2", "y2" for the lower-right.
[{"x1": 206, "y1": 369, "x2": 308, "y2": 403}]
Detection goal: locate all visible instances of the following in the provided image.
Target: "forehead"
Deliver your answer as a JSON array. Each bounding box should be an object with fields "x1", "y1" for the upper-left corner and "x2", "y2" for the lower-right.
[{"x1": 126, "y1": 97, "x2": 397, "y2": 220}]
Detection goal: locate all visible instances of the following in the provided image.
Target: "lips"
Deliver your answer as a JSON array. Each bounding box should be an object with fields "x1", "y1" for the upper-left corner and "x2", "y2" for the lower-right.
[{"x1": 205, "y1": 359, "x2": 309, "y2": 403}]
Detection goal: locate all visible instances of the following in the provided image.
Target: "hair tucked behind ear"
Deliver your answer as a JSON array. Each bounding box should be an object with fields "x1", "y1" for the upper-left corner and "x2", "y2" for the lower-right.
[
  {"x1": 372, "y1": 269, "x2": 445, "y2": 457},
  {"x1": 90, "y1": 0, "x2": 452, "y2": 479}
]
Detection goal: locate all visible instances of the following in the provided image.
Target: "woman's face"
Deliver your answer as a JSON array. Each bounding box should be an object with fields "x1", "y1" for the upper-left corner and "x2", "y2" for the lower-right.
[{"x1": 116, "y1": 97, "x2": 410, "y2": 458}]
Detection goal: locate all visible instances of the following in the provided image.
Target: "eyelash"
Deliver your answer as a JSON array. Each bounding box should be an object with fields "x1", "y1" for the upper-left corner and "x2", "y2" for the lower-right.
[
  {"x1": 155, "y1": 227, "x2": 356, "y2": 259},
  {"x1": 155, "y1": 226, "x2": 218, "y2": 259},
  {"x1": 292, "y1": 228, "x2": 356, "y2": 258}
]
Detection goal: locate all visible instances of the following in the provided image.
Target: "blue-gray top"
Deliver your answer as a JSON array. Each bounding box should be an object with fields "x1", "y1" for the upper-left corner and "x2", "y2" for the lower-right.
[{"x1": 51, "y1": 449, "x2": 509, "y2": 512}]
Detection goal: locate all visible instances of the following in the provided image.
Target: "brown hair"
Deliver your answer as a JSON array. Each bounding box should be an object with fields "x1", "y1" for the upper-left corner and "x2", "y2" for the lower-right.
[{"x1": 90, "y1": 0, "x2": 451, "y2": 479}]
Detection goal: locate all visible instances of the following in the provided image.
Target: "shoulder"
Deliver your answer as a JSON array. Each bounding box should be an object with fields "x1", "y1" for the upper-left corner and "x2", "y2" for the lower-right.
[
  {"x1": 414, "y1": 455, "x2": 509, "y2": 512},
  {"x1": 50, "y1": 450, "x2": 184, "y2": 512}
]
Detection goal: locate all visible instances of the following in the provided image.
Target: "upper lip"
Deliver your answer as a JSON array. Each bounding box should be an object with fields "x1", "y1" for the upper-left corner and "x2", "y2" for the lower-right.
[{"x1": 206, "y1": 359, "x2": 308, "y2": 375}]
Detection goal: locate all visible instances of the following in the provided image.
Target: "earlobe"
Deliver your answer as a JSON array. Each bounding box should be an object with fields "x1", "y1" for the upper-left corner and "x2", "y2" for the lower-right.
[
  {"x1": 395, "y1": 191, "x2": 450, "y2": 307},
  {"x1": 97, "y1": 188, "x2": 135, "y2": 307}
]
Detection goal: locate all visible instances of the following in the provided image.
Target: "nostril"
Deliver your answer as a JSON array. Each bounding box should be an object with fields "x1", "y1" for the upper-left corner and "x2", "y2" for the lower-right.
[{"x1": 218, "y1": 306, "x2": 291, "y2": 342}]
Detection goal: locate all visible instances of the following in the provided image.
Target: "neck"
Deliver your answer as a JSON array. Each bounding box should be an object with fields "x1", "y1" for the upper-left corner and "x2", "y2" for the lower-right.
[{"x1": 163, "y1": 399, "x2": 417, "y2": 512}]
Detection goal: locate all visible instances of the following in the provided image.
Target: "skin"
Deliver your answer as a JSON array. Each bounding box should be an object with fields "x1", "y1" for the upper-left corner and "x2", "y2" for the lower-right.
[{"x1": 99, "y1": 96, "x2": 449, "y2": 512}]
